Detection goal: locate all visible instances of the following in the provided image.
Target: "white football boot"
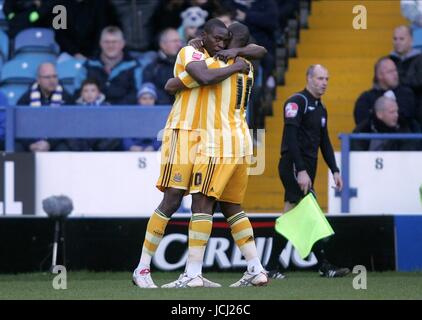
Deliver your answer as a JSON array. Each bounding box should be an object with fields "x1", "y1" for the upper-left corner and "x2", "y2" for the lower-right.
[{"x1": 132, "y1": 267, "x2": 158, "y2": 288}]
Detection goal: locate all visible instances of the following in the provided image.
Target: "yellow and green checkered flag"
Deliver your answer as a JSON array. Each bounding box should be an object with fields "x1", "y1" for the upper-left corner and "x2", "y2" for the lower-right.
[{"x1": 275, "y1": 193, "x2": 334, "y2": 259}]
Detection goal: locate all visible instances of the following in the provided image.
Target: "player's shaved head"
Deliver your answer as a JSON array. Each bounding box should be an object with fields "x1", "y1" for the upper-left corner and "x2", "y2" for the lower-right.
[
  {"x1": 203, "y1": 18, "x2": 227, "y2": 34},
  {"x1": 202, "y1": 18, "x2": 230, "y2": 56},
  {"x1": 228, "y1": 22, "x2": 250, "y2": 47}
]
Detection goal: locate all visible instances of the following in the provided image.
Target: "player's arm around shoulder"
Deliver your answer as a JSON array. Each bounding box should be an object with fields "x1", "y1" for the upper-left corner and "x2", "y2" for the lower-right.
[
  {"x1": 186, "y1": 57, "x2": 248, "y2": 85},
  {"x1": 214, "y1": 44, "x2": 267, "y2": 62}
]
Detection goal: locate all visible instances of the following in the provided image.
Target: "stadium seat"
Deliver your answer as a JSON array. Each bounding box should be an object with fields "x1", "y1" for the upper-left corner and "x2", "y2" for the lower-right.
[
  {"x1": 0, "y1": 59, "x2": 37, "y2": 84},
  {"x1": 13, "y1": 51, "x2": 57, "y2": 65},
  {"x1": 0, "y1": 84, "x2": 28, "y2": 105},
  {"x1": 0, "y1": 58, "x2": 36, "y2": 105},
  {"x1": 13, "y1": 28, "x2": 59, "y2": 58},
  {"x1": 57, "y1": 58, "x2": 84, "y2": 94},
  {"x1": 413, "y1": 28, "x2": 422, "y2": 50}
]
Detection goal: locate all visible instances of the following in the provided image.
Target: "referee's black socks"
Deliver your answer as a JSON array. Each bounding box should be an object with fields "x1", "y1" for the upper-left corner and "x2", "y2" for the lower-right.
[
  {"x1": 312, "y1": 236, "x2": 331, "y2": 268},
  {"x1": 266, "y1": 229, "x2": 288, "y2": 271}
]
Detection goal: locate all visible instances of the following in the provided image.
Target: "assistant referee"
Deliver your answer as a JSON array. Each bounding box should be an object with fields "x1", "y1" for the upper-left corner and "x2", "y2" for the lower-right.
[{"x1": 266, "y1": 64, "x2": 350, "y2": 279}]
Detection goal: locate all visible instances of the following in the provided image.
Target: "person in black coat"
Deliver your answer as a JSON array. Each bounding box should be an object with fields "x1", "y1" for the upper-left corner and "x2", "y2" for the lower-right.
[
  {"x1": 3, "y1": 0, "x2": 54, "y2": 37},
  {"x1": 402, "y1": 52, "x2": 422, "y2": 126},
  {"x1": 142, "y1": 28, "x2": 183, "y2": 105},
  {"x1": 352, "y1": 96, "x2": 420, "y2": 151},
  {"x1": 354, "y1": 57, "x2": 419, "y2": 131},
  {"x1": 224, "y1": 0, "x2": 279, "y2": 87},
  {"x1": 389, "y1": 26, "x2": 421, "y2": 82},
  {"x1": 53, "y1": 0, "x2": 121, "y2": 60}
]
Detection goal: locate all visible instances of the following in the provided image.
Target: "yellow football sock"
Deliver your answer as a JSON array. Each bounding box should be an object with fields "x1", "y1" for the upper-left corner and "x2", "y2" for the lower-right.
[
  {"x1": 139, "y1": 209, "x2": 170, "y2": 267},
  {"x1": 227, "y1": 211, "x2": 256, "y2": 261},
  {"x1": 186, "y1": 213, "x2": 213, "y2": 277}
]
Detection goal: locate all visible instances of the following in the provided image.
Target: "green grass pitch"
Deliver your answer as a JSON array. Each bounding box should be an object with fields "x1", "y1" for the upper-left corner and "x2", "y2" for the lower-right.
[{"x1": 0, "y1": 271, "x2": 421, "y2": 300}]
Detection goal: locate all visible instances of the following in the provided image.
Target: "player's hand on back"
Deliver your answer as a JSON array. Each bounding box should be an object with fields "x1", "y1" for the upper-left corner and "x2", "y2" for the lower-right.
[
  {"x1": 188, "y1": 38, "x2": 204, "y2": 52},
  {"x1": 297, "y1": 170, "x2": 312, "y2": 195},
  {"x1": 214, "y1": 48, "x2": 239, "y2": 63},
  {"x1": 234, "y1": 56, "x2": 250, "y2": 74}
]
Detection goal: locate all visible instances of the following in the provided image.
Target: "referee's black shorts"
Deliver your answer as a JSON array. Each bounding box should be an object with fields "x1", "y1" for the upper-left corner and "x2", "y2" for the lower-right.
[{"x1": 278, "y1": 154, "x2": 317, "y2": 204}]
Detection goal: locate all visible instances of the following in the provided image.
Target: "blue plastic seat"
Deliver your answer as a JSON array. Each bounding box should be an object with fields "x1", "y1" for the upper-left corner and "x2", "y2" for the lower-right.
[
  {"x1": 14, "y1": 28, "x2": 59, "y2": 56},
  {"x1": 0, "y1": 84, "x2": 29, "y2": 105},
  {"x1": 13, "y1": 51, "x2": 57, "y2": 65},
  {"x1": 0, "y1": 59, "x2": 37, "y2": 86},
  {"x1": 57, "y1": 58, "x2": 84, "y2": 94}
]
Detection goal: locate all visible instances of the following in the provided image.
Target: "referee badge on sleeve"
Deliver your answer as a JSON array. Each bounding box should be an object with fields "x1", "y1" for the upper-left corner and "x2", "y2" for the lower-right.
[{"x1": 285, "y1": 102, "x2": 299, "y2": 118}]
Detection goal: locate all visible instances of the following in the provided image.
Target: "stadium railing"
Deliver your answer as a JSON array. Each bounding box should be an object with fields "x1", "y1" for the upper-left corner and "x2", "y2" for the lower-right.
[
  {"x1": 338, "y1": 133, "x2": 422, "y2": 213},
  {"x1": 3, "y1": 105, "x2": 171, "y2": 152}
]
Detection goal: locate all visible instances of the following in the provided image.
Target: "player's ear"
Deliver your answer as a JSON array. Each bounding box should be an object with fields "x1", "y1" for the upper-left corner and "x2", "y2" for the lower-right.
[{"x1": 200, "y1": 30, "x2": 206, "y2": 41}]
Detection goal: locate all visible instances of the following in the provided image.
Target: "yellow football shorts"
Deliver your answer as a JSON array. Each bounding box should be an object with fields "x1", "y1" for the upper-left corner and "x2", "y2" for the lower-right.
[
  {"x1": 190, "y1": 155, "x2": 250, "y2": 204},
  {"x1": 156, "y1": 129, "x2": 200, "y2": 192}
]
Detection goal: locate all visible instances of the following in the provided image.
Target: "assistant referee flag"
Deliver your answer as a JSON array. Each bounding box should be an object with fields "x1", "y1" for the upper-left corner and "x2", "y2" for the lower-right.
[{"x1": 275, "y1": 193, "x2": 334, "y2": 259}]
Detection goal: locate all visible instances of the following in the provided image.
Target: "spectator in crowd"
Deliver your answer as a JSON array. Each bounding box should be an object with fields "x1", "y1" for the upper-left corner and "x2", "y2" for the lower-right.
[
  {"x1": 401, "y1": 0, "x2": 422, "y2": 28},
  {"x1": 111, "y1": 0, "x2": 158, "y2": 52},
  {"x1": 54, "y1": 0, "x2": 120, "y2": 60},
  {"x1": 389, "y1": 25, "x2": 421, "y2": 82},
  {"x1": 18, "y1": 63, "x2": 73, "y2": 106},
  {"x1": 0, "y1": 91, "x2": 8, "y2": 151},
  {"x1": 178, "y1": 6, "x2": 208, "y2": 45},
  {"x1": 352, "y1": 96, "x2": 420, "y2": 151},
  {"x1": 69, "y1": 79, "x2": 121, "y2": 151},
  {"x1": 402, "y1": 52, "x2": 422, "y2": 125},
  {"x1": 142, "y1": 29, "x2": 183, "y2": 105},
  {"x1": 214, "y1": 7, "x2": 235, "y2": 27},
  {"x1": 136, "y1": 82, "x2": 157, "y2": 106},
  {"x1": 188, "y1": 0, "x2": 225, "y2": 19},
  {"x1": 151, "y1": 0, "x2": 188, "y2": 35},
  {"x1": 3, "y1": 0, "x2": 54, "y2": 37},
  {"x1": 354, "y1": 57, "x2": 418, "y2": 130},
  {"x1": 123, "y1": 83, "x2": 161, "y2": 152},
  {"x1": 224, "y1": 0, "x2": 279, "y2": 93},
  {"x1": 277, "y1": 0, "x2": 300, "y2": 32},
  {"x1": 75, "y1": 78, "x2": 108, "y2": 106},
  {"x1": 74, "y1": 26, "x2": 142, "y2": 105},
  {"x1": 17, "y1": 63, "x2": 73, "y2": 152}
]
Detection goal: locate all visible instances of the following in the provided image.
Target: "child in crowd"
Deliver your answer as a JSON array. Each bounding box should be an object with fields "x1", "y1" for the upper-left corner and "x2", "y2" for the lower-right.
[
  {"x1": 124, "y1": 83, "x2": 162, "y2": 152},
  {"x1": 71, "y1": 79, "x2": 121, "y2": 151},
  {"x1": 77, "y1": 79, "x2": 108, "y2": 106}
]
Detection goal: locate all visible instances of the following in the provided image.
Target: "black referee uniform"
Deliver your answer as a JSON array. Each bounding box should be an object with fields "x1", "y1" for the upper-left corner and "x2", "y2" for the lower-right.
[
  {"x1": 266, "y1": 88, "x2": 350, "y2": 279},
  {"x1": 279, "y1": 88, "x2": 339, "y2": 203}
]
